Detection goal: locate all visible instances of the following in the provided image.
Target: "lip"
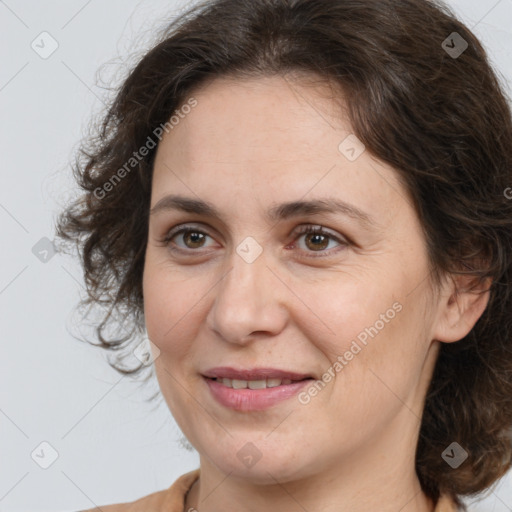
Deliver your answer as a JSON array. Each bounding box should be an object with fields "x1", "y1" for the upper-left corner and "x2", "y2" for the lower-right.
[
  {"x1": 202, "y1": 367, "x2": 314, "y2": 411},
  {"x1": 204, "y1": 377, "x2": 312, "y2": 411},
  {"x1": 202, "y1": 366, "x2": 313, "y2": 381}
]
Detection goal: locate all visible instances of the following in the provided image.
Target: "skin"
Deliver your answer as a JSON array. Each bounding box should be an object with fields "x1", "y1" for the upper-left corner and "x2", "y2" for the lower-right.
[{"x1": 142, "y1": 74, "x2": 490, "y2": 512}]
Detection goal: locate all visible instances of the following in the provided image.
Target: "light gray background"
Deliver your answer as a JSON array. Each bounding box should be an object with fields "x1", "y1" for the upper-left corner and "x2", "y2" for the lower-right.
[{"x1": 1, "y1": 1, "x2": 511, "y2": 511}]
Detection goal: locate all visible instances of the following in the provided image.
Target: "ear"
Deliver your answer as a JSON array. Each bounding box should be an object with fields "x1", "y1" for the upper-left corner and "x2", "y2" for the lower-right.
[{"x1": 432, "y1": 273, "x2": 492, "y2": 343}]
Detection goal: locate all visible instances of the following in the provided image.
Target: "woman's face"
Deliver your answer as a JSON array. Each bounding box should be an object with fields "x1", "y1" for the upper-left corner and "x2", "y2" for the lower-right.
[{"x1": 143, "y1": 75, "x2": 447, "y2": 483}]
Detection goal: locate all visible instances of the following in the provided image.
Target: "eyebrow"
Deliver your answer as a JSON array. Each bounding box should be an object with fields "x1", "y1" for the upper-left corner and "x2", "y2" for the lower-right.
[{"x1": 149, "y1": 194, "x2": 380, "y2": 230}]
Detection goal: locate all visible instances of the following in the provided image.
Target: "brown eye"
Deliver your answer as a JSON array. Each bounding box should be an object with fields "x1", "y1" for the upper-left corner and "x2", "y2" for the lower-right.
[
  {"x1": 181, "y1": 230, "x2": 207, "y2": 249},
  {"x1": 160, "y1": 223, "x2": 348, "y2": 258},
  {"x1": 161, "y1": 226, "x2": 217, "y2": 253},
  {"x1": 292, "y1": 225, "x2": 349, "y2": 257},
  {"x1": 303, "y1": 231, "x2": 330, "y2": 251}
]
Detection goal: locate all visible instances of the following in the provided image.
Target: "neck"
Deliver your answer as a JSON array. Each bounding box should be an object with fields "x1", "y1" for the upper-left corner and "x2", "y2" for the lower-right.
[
  {"x1": 184, "y1": 421, "x2": 436, "y2": 512},
  {"x1": 185, "y1": 468, "x2": 435, "y2": 512}
]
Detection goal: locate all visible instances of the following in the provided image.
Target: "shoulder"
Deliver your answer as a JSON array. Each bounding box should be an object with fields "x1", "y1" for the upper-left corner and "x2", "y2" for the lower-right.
[{"x1": 76, "y1": 469, "x2": 200, "y2": 512}]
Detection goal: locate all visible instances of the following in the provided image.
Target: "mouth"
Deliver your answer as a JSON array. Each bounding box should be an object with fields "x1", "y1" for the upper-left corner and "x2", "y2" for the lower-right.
[
  {"x1": 201, "y1": 367, "x2": 315, "y2": 411},
  {"x1": 204, "y1": 376, "x2": 314, "y2": 389},
  {"x1": 202, "y1": 367, "x2": 314, "y2": 387}
]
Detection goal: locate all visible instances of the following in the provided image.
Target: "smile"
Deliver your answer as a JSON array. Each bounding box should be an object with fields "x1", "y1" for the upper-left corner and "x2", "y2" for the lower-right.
[
  {"x1": 212, "y1": 377, "x2": 298, "y2": 389},
  {"x1": 203, "y1": 376, "x2": 313, "y2": 411}
]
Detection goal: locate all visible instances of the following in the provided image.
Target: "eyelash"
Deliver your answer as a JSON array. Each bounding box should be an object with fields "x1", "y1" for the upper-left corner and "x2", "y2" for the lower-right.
[{"x1": 159, "y1": 224, "x2": 349, "y2": 259}]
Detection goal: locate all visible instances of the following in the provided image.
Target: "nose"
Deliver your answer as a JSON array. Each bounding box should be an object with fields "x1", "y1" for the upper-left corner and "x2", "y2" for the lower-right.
[{"x1": 205, "y1": 247, "x2": 289, "y2": 345}]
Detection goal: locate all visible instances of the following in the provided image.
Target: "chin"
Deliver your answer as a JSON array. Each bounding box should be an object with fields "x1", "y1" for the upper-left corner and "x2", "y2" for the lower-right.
[{"x1": 203, "y1": 441, "x2": 314, "y2": 485}]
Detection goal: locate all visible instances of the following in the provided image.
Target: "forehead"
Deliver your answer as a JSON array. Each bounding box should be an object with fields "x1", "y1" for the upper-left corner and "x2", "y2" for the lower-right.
[
  {"x1": 169, "y1": 74, "x2": 349, "y2": 152},
  {"x1": 154, "y1": 74, "x2": 358, "y2": 184},
  {"x1": 151, "y1": 75, "x2": 408, "y2": 231}
]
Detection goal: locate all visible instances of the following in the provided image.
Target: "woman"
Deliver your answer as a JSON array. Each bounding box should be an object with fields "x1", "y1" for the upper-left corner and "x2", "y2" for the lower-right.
[{"x1": 56, "y1": 0, "x2": 512, "y2": 511}]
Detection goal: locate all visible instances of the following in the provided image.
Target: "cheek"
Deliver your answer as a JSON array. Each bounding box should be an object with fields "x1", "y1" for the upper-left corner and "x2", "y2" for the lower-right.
[
  {"x1": 295, "y1": 274, "x2": 401, "y2": 360},
  {"x1": 298, "y1": 266, "x2": 429, "y2": 395},
  {"x1": 324, "y1": 287, "x2": 432, "y2": 419},
  {"x1": 142, "y1": 259, "x2": 208, "y2": 423},
  {"x1": 142, "y1": 254, "x2": 202, "y2": 357}
]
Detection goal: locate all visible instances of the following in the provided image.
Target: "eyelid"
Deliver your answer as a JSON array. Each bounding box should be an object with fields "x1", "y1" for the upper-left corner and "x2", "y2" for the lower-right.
[
  {"x1": 293, "y1": 224, "x2": 347, "y2": 241},
  {"x1": 160, "y1": 222, "x2": 350, "y2": 257},
  {"x1": 161, "y1": 222, "x2": 221, "y2": 248}
]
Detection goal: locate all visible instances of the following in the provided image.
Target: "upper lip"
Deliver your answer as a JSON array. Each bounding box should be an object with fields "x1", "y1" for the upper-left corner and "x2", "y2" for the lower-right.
[{"x1": 202, "y1": 367, "x2": 313, "y2": 381}]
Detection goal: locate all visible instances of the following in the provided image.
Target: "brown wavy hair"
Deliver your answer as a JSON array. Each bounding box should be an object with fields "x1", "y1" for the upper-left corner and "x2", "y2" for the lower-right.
[{"x1": 54, "y1": 0, "x2": 512, "y2": 508}]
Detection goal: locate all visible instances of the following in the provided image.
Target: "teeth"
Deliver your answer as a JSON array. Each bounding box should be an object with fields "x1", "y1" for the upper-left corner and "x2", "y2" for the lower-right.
[
  {"x1": 232, "y1": 379, "x2": 247, "y2": 389},
  {"x1": 213, "y1": 377, "x2": 299, "y2": 389},
  {"x1": 248, "y1": 380, "x2": 266, "y2": 389}
]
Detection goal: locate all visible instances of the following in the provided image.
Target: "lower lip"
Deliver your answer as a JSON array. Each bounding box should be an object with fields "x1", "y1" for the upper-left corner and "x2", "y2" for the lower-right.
[{"x1": 204, "y1": 377, "x2": 312, "y2": 411}]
